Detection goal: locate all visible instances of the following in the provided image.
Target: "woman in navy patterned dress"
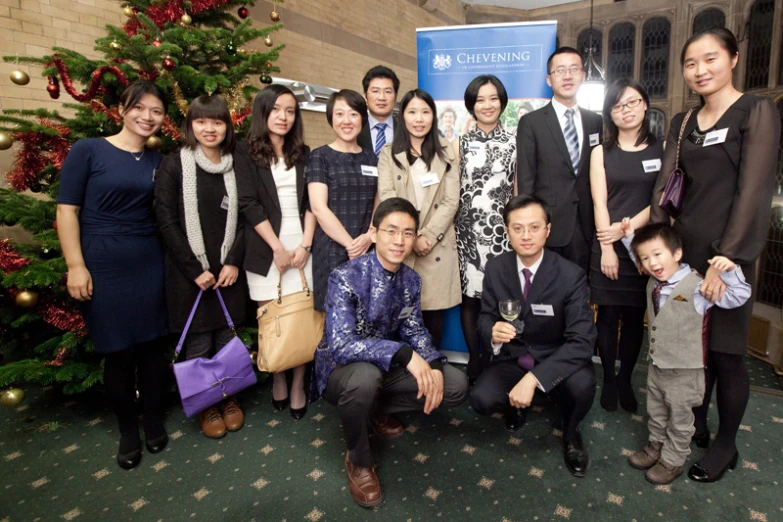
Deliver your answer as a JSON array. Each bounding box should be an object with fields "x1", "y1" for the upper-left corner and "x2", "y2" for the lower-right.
[
  {"x1": 308, "y1": 90, "x2": 379, "y2": 311},
  {"x1": 452, "y1": 75, "x2": 517, "y2": 382}
]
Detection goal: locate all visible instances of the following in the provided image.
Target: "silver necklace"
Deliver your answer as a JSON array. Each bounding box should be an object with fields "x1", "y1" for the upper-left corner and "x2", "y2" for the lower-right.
[{"x1": 130, "y1": 150, "x2": 145, "y2": 162}]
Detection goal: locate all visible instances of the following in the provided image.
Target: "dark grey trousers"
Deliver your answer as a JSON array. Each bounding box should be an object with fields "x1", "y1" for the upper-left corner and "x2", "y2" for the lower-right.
[{"x1": 184, "y1": 327, "x2": 235, "y2": 360}]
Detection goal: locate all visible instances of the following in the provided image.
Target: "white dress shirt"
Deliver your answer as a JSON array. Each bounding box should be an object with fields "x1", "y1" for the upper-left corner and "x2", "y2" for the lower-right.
[{"x1": 550, "y1": 98, "x2": 583, "y2": 158}]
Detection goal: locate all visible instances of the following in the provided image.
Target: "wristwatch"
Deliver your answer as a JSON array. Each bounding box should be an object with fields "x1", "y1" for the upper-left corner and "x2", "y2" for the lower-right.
[{"x1": 300, "y1": 244, "x2": 312, "y2": 253}]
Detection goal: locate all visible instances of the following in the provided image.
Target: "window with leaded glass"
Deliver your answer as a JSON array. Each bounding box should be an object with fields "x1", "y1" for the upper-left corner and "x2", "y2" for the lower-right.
[
  {"x1": 641, "y1": 18, "x2": 670, "y2": 98},
  {"x1": 577, "y1": 28, "x2": 603, "y2": 71},
  {"x1": 608, "y1": 22, "x2": 635, "y2": 82},
  {"x1": 692, "y1": 8, "x2": 725, "y2": 34},
  {"x1": 648, "y1": 108, "x2": 666, "y2": 142},
  {"x1": 745, "y1": 0, "x2": 775, "y2": 90}
]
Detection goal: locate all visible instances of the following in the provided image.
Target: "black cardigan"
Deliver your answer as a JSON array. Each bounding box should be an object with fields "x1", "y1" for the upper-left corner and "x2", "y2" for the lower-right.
[{"x1": 235, "y1": 140, "x2": 310, "y2": 276}]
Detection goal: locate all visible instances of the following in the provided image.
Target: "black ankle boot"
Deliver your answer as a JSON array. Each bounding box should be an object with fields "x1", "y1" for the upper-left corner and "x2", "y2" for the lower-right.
[{"x1": 117, "y1": 430, "x2": 142, "y2": 470}]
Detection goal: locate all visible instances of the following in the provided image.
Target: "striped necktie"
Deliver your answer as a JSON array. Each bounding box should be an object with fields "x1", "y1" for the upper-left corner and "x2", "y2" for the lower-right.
[
  {"x1": 564, "y1": 108, "x2": 580, "y2": 175},
  {"x1": 374, "y1": 122, "x2": 387, "y2": 156}
]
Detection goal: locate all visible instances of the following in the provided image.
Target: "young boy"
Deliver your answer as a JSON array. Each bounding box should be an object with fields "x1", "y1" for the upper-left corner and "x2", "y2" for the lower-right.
[{"x1": 621, "y1": 222, "x2": 750, "y2": 485}]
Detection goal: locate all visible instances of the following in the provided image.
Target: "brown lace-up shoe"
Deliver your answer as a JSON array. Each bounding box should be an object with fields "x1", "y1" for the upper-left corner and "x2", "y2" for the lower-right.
[
  {"x1": 371, "y1": 414, "x2": 405, "y2": 439},
  {"x1": 645, "y1": 458, "x2": 684, "y2": 485},
  {"x1": 345, "y1": 452, "x2": 383, "y2": 508},
  {"x1": 221, "y1": 396, "x2": 245, "y2": 432},
  {"x1": 199, "y1": 406, "x2": 227, "y2": 439},
  {"x1": 628, "y1": 441, "x2": 663, "y2": 470}
]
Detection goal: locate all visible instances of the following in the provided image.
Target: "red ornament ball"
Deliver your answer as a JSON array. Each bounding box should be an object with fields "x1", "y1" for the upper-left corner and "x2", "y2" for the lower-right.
[
  {"x1": 265, "y1": 61, "x2": 273, "y2": 69},
  {"x1": 162, "y1": 58, "x2": 177, "y2": 71},
  {"x1": 152, "y1": 40, "x2": 161, "y2": 47},
  {"x1": 47, "y1": 82, "x2": 60, "y2": 99},
  {"x1": 238, "y1": 6, "x2": 249, "y2": 19}
]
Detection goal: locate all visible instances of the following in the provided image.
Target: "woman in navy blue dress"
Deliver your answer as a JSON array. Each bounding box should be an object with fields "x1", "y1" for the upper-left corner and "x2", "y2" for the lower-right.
[{"x1": 57, "y1": 81, "x2": 169, "y2": 470}]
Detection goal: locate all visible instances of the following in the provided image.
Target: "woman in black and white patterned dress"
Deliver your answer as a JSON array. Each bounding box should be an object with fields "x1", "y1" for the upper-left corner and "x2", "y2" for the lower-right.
[{"x1": 452, "y1": 75, "x2": 517, "y2": 382}]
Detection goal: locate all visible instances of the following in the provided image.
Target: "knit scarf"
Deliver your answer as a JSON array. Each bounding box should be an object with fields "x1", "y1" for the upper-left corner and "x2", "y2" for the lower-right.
[{"x1": 180, "y1": 146, "x2": 237, "y2": 271}]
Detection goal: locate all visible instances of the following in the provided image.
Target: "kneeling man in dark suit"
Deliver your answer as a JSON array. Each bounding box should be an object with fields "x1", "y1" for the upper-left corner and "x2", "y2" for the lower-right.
[{"x1": 470, "y1": 194, "x2": 597, "y2": 477}]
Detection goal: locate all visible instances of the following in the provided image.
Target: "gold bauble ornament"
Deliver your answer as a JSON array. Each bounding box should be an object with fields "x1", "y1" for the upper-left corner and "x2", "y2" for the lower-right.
[
  {"x1": 109, "y1": 40, "x2": 122, "y2": 51},
  {"x1": 264, "y1": 36, "x2": 273, "y2": 47},
  {"x1": 249, "y1": 350, "x2": 257, "y2": 364},
  {"x1": 15, "y1": 290, "x2": 38, "y2": 308},
  {"x1": 122, "y1": 6, "x2": 134, "y2": 17},
  {"x1": 269, "y1": 10, "x2": 280, "y2": 22},
  {"x1": 0, "y1": 388, "x2": 25, "y2": 408},
  {"x1": 0, "y1": 131, "x2": 13, "y2": 150},
  {"x1": 146, "y1": 135, "x2": 162, "y2": 150},
  {"x1": 180, "y1": 13, "x2": 192, "y2": 26},
  {"x1": 10, "y1": 69, "x2": 30, "y2": 85}
]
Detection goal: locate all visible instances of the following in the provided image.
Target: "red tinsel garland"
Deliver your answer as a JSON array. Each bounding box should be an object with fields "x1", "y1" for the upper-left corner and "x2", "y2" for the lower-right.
[
  {"x1": 49, "y1": 58, "x2": 129, "y2": 103},
  {"x1": 124, "y1": 0, "x2": 233, "y2": 35},
  {"x1": 162, "y1": 117, "x2": 181, "y2": 140},
  {"x1": 45, "y1": 347, "x2": 68, "y2": 367},
  {"x1": 0, "y1": 239, "x2": 31, "y2": 273},
  {"x1": 89, "y1": 100, "x2": 122, "y2": 124},
  {"x1": 5, "y1": 120, "x2": 71, "y2": 191},
  {"x1": 40, "y1": 300, "x2": 87, "y2": 335},
  {"x1": 231, "y1": 108, "x2": 252, "y2": 127}
]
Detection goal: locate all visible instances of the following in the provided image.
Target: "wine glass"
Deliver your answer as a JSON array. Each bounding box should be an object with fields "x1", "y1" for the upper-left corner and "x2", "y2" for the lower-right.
[{"x1": 499, "y1": 300, "x2": 524, "y2": 334}]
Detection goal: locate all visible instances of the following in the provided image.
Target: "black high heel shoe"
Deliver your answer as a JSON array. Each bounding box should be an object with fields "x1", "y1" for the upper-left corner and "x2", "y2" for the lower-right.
[
  {"x1": 290, "y1": 404, "x2": 308, "y2": 420},
  {"x1": 691, "y1": 430, "x2": 710, "y2": 449},
  {"x1": 272, "y1": 398, "x2": 289, "y2": 411},
  {"x1": 687, "y1": 450, "x2": 738, "y2": 483},
  {"x1": 145, "y1": 432, "x2": 169, "y2": 454},
  {"x1": 117, "y1": 432, "x2": 142, "y2": 470}
]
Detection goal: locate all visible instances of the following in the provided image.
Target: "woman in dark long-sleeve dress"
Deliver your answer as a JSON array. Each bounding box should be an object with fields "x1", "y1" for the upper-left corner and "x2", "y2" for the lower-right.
[
  {"x1": 156, "y1": 96, "x2": 247, "y2": 439},
  {"x1": 650, "y1": 28, "x2": 780, "y2": 483},
  {"x1": 57, "y1": 81, "x2": 169, "y2": 470}
]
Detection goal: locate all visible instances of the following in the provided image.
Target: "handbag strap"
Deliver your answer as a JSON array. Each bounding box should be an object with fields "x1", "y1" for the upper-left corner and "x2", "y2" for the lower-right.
[
  {"x1": 675, "y1": 107, "x2": 697, "y2": 169},
  {"x1": 173, "y1": 288, "x2": 236, "y2": 359},
  {"x1": 276, "y1": 268, "x2": 311, "y2": 303}
]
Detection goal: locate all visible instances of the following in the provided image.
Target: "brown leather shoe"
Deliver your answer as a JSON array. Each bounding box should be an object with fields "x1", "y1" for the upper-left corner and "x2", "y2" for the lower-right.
[
  {"x1": 221, "y1": 396, "x2": 245, "y2": 432},
  {"x1": 371, "y1": 414, "x2": 405, "y2": 439},
  {"x1": 345, "y1": 451, "x2": 383, "y2": 508},
  {"x1": 628, "y1": 441, "x2": 663, "y2": 470},
  {"x1": 645, "y1": 459, "x2": 684, "y2": 485},
  {"x1": 199, "y1": 406, "x2": 227, "y2": 439}
]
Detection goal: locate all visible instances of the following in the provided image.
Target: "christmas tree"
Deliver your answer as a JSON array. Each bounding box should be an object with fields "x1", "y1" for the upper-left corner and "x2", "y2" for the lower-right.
[{"x1": 0, "y1": 0, "x2": 284, "y2": 395}]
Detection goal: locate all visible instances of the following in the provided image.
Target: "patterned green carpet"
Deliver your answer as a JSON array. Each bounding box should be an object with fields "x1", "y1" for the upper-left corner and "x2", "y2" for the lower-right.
[{"x1": 1, "y1": 362, "x2": 782, "y2": 522}]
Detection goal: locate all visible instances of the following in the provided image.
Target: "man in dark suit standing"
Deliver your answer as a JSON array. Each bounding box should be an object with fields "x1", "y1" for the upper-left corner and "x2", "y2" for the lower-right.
[
  {"x1": 470, "y1": 194, "x2": 597, "y2": 477},
  {"x1": 516, "y1": 47, "x2": 603, "y2": 273},
  {"x1": 357, "y1": 65, "x2": 399, "y2": 156}
]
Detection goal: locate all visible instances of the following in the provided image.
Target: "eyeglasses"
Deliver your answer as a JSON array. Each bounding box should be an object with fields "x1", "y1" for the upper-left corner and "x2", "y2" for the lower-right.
[
  {"x1": 549, "y1": 66, "x2": 583, "y2": 77},
  {"x1": 379, "y1": 228, "x2": 416, "y2": 240},
  {"x1": 611, "y1": 98, "x2": 643, "y2": 113}
]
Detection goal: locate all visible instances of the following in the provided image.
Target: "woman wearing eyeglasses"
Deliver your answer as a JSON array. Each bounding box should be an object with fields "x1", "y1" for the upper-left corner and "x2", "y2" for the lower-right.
[
  {"x1": 377, "y1": 89, "x2": 461, "y2": 350},
  {"x1": 589, "y1": 78, "x2": 663, "y2": 414}
]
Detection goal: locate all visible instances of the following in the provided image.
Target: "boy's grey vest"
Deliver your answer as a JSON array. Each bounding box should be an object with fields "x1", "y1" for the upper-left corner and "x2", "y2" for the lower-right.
[{"x1": 646, "y1": 270, "x2": 708, "y2": 369}]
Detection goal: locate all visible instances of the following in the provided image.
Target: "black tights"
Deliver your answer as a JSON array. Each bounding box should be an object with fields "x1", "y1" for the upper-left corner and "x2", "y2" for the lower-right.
[
  {"x1": 460, "y1": 296, "x2": 484, "y2": 379},
  {"x1": 693, "y1": 351, "x2": 749, "y2": 472},
  {"x1": 596, "y1": 305, "x2": 645, "y2": 389},
  {"x1": 104, "y1": 337, "x2": 169, "y2": 447},
  {"x1": 422, "y1": 310, "x2": 444, "y2": 351}
]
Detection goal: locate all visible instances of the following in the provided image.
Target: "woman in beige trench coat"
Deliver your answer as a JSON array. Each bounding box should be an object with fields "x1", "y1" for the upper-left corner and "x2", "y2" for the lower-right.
[{"x1": 377, "y1": 89, "x2": 461, "y2": 350}]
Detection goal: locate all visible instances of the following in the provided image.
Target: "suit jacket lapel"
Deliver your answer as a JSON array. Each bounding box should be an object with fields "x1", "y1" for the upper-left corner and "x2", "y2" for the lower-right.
[
  {"x1": 260, "y1": 165, "x2": 281, "y2": 212},
  {"x1": 295, "y1": 161, "x2": 305, "y2": 210},
  {"x1": 524, "y1": 251, "x2": 555, "y2": 311},
  {"x1": 503, "y1": 253, "x2": 525, "y2": 303},
  {"x1": 543, "y1": 103, "x2": 574, "y2": 173}
]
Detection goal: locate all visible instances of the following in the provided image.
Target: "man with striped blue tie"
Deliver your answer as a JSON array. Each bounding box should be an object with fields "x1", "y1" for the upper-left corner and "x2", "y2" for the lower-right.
[
  {"x1": 516, "y1": 47, "x2": 603, "y2": 274},
  {"x1": 358, "y1": 65, "x2": 399, "y2": 156}
]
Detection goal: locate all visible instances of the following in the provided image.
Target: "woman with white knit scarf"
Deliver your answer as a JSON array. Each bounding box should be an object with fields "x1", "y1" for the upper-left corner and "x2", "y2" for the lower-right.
[{"x1": 155, "y1": 96, "x2": 247, "y2": 440}]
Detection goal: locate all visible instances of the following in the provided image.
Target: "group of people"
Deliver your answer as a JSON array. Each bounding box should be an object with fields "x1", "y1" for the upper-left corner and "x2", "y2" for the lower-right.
[{"x1": 55, "y1": 25, "x2": 779, "y2": 510}]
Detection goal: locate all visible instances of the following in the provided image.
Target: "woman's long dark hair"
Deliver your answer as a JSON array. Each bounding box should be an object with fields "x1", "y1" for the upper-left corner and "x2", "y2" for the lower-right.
[
  {"x1": 246, "y1": 85, "x2": 306, "y2": 169},
  {"x1": 391, "y1": 89, "x2": 448, "y2": 170},
  {"x1": 602, "y1": 78, "x2": 655, "y2": 150}
]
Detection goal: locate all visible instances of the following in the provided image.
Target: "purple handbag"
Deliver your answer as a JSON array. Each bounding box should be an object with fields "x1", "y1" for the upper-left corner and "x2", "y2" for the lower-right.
[
  {"x1": 172, "y1": 289, "x2": 257, "y2": 418},
  {"x1": 658, "y1": 107, "x2": 696, "y2": 217}
]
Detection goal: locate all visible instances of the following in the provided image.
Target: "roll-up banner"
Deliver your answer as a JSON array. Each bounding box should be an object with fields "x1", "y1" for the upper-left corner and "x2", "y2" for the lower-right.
[{"x1": 416, "y1": 22, "x2": 557, "y2": 362}]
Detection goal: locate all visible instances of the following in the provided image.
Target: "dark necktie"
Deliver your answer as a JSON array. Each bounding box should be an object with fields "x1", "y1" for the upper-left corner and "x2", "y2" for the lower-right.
[
  {"x1": 374, "y1": 122, "x2": 387, "y2": 156},
  {"x1": 564, "y1": 108, "x2": 580, "y2": 175},
  {"x1": 517, "y1": 268, "x2": 535, "y2": 371},
  {"x1": 651, "y1": 281, "x2": 672, "y2": 315}
]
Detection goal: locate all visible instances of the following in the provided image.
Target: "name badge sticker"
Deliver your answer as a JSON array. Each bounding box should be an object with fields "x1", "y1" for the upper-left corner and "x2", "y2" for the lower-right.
[
  {"x1": 642, "y1": 159, "x2": 662, "y2": 173},
  {"x1": 589, "y1": 133, "x2": 600, "y2": 146},
  {"x1": 397, "y1": 306, "x2": 414, "y2": 320},
  {"x1": 361, "y1": 165, "x2": 378, "y2": 177},
  {"x1": 220, "y1": 196, "x2": 230, "y2": 210},
  {"x1": 703, "y1": 128, "x2": 729, "y2": 147},
  {"x1": 531, "y1": 304, "x2": 554, "y2": 317},
  {"x1": 420, "y1": 173, "x2": 440, "y2": 187},
  {"x1": 468, "y1": 141, "x2": 483, "y2": 152}
]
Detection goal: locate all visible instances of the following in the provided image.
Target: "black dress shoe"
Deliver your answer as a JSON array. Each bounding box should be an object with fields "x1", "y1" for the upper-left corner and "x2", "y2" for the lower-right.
[
  {"x1": 504, "y1": 407, "x2": 527, "y2": 432},
  {"x1": 691, "y1": 430, "x2": 710, "y2": 449},
  {"x1": 272, "y1": 398, "x2": 289, "y2": 411},
  {"x1": 290, "y1": 404, "x2": 307, "y2": 421},
  {"x1": 117, "y1": 448, "x2": 141, "y2": 470},
  {"x1": 687, "y1": 450, "x2": 738, "y2": 483},
  {"x1": 117, "y1": 431, "x2": 142, "y2": 470},
  {"x1": 563, "y1": 431, "x2": 589, "y2": 478},
  {"x1": 145, "y1": 433, "x2": 169, "y2": 454},
  {"x1": 468, "y1": 377, "x2": 477, "y2": 387},
  {"x1": 618, "y1": 380, "x2": 638, "y2": 413}
]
